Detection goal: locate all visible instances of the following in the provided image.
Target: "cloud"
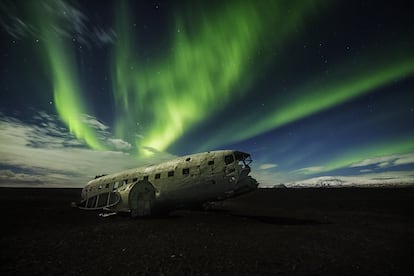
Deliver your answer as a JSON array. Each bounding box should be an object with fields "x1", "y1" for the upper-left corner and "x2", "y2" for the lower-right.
[
  {"x1": 296, "y1": 152, "x2": 414, "y2": 176},
  {"x1": 0, "y1": 170, "x2": 43, "y2": 186},
  {"x1": 0, "y1": 0, "x2": 116, "y2": 47},
  {"x1": 81, "y1": 114, "x2": 109, "y2": 131},
  {"x1": 79, "y1": 114, "x2": 134, "y2": 152},
  {"x1": 108, "y1": 138, "x2": 132, "y2": 151},
  {"x1": 51, "y1": 113, "x2": 132, "y2": 152},
  {"x1": 350, "y1": 152, "x2": 414, "y2": 169},
  {"x1": 258, "y1": 163, "x2": 278, "y2": 170},
  {"x1": 296, "y1": 166, "x2": 324, "y2": 174},
  {"x1": 142, "y1": 146, "x2": 161, "y2": 154},
  {"x1": 0, "y1": 113, "x2": 175, "y2": 187},
  {"x1": 92, "y1": 27, "x2": 117, "y2": 45},
  {"x1": 394, "y1": 154, "x2": 414, "y2": 166},
  {"x1": 0, "y1": 14, "x2": 36, "y2": 40}
]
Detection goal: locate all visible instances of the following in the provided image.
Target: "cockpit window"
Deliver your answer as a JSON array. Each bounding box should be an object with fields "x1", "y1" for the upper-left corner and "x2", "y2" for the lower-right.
[
  {"x1": 234, "y1": 151, "x2": 252, "y2": 168},
  {"x1": 224, "y1": 155, "x2": 234, "y2": 165}
]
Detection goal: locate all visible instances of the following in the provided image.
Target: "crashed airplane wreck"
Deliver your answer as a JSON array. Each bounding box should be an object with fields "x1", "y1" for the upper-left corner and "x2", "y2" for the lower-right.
[{"x1": 77, "y1": 150, "x2": 258, "y2": 217}]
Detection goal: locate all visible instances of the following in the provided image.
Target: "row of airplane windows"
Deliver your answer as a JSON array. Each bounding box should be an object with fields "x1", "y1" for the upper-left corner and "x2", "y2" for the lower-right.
[{"x1": 94, "y1": 160, "x2": 217, "y2": 191}]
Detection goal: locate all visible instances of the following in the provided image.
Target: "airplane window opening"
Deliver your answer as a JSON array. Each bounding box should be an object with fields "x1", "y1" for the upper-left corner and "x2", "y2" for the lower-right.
[
  {"x1": 235, "y1": 151, "x2": 252, "y2": 168},
  {"x1": 98, "y1": 193, "x2": 108, "y2": 206},
  {"x1": 224, "y1": 155, "x2": 234, "y2": 165},
  {"x1": 168, "y1": 171, "x2": 174, "y2": 177},
  {"x1": 143, "y1": 176, "x2": 149, "y2": 180},
  {"x1": 183, "y1": 168, "x2": 189, "y2": 175},
  {"x1": 123, "y1": 179, "x2": 128, "y2": 185},
  {"x1": 208, "y1": 160, "x2": 214, "y2": 165},
  {"x1": 155, "y1": 173, "x2": 161, "y2": 179},
  {"x1": 88, "y1": 196, "x2": 97, "y2": 208},
  {"x1": 105, "y1": 183, "x2": 109, "y2": 189},
  {"x1": 95, "y1": 194, "x2": 100, "y2": 208},
  {"x1": 106, "y1": 192, "x2": 111, "y2": 205},
  {"x1": 133, "y1": 178, "x2": 138, "y2": 182},
  {"x1": 186, "y1": 157, "x2": 191, "y2": 161}
]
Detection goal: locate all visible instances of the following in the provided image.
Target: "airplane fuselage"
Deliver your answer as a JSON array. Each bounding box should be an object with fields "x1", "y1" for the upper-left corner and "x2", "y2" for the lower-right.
[{"x1": 78, "y1": 150, "x2": 258, "y2": 216}]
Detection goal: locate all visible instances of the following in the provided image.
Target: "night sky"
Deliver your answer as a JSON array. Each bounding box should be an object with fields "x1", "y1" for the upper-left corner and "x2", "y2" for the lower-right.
[{"x1": 0, "y1": 0, "x2": 413, "y2": 187}]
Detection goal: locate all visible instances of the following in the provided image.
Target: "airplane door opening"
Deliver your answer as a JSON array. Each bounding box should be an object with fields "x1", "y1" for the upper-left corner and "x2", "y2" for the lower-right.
[{"x1": 129, "y1": 180, "x2": 156, "y2": 217}]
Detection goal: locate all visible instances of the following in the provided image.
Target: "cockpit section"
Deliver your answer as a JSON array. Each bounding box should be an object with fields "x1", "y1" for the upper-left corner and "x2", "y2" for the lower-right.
[
  {"x1": 224, "y1": 151, "x2": 252, "y2": 172},
  {"x1": 224, "y1": 151, "x2": 252, "y2": 167},
  {"x1": 234, "y1": 151, "x2": 252, "y2": 168},
  {"x1": 221, "y1": 150, "x2": 258, "y2": 198},
  {"x1": 223, "y1": 151, "x2": 254, "y2": 178}
]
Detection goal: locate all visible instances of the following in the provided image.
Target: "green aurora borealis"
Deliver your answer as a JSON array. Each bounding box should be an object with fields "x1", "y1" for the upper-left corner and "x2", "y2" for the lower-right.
[
  {"x1": 203, "y1": 44, "x2": 414, "y2": 149},
  {"x1": 2, "y1": 0, "x2": 414, "y2": 180},
  {"x1": 112, "y1": 0, "x2": 327, "y2": 155},
  {"x1": 30, "y1": 0, "x2": 331, "y2": 154},
  {"x1": 33, "y1": 3, "x2": 107, "y2": 151}
]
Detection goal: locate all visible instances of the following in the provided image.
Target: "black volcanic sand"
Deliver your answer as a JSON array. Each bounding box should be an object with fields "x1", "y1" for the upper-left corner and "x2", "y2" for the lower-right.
[{"x1": 1, "y1": 188, "x2": 413, "y2": 275}]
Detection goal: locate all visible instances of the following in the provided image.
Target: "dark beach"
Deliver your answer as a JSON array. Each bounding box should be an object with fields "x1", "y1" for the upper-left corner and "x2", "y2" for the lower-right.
[{"x1": 1, "y1": 187, "x2": 413, "y2": 275}]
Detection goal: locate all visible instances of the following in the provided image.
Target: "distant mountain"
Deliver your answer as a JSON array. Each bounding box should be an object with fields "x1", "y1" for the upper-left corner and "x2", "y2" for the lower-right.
[
  {"x1": 271, "y1": 184, "x2": 288, "y2": 189},
  {"x1": 286, "y1": 173, "x2": 414, "y2": 188}
]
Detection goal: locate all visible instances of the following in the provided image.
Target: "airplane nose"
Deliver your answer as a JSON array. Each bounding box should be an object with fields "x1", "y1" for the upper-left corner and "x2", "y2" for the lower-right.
[
  {"x1": 232, "y1": 175, "x2": 258, "y2": 196},
  {"x1": 240, "y1": 166, "x2": 251, "y2": 178},
  {"x1": 81, "y1": 188, "x2": 87, "y2": 199}
]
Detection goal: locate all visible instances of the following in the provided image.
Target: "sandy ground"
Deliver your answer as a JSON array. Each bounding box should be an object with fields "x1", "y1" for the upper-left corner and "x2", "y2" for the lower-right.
[{"x1": 0, "y1": 187, "x2": 413, "y2": 275}]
